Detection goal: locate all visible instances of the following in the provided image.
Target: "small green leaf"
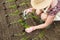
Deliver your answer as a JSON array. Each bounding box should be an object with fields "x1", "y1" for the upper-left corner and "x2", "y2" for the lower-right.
[
  {"x1": 19, "y1": 2, "x2": 27, "y2": 6},
  {"x1": 20, "y1": 36, "x2": 29, "y2": 40},
  {"x1": 9, "y1": 10, "x2": 19, "y2": 16},
  {"x1": 10, "y1": 21, "x2": 17, "y2": 24},
  {"x1": 9, "y1": 5, "x2": 17, "y2": 9},
  {"x1": 9, "y1": 13, "x2": 17, "y2": 16},
  {"x1": 39, "y1": 31, "x2": 45, "y2": 38},
  {"x1": 14, "y1": 33, "x2": 21, "y2": 36},
  {"x1": 17, "y1": 19, "x2": 30, "y2": 28},
  {"x1": 10, "y1": 19, "x2": 23, "y2": 24},
  {"x1": 6, "y1": 0, "x2": 15, "y2": 2},
  {"x1": 17, "y1": 19, "x2": 23, "y2": 23},
  {"x1": 24, "y1": 24, "x2": 30, "y2": 28},
  {"x1": 14, "y1": 10, "x2": 19, "y2": 14}
]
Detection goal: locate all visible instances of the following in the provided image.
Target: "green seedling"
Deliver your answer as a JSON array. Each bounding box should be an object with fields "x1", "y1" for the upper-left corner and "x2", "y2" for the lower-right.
[
  {"x1": 19, "y1": 2, "x2": 29, "y2": 6},
  {"x1": 23, "y1": 11, "x2": 44, "y2": 25},
  {"x1": 14, "y1": 33, "x2": 21, "y2": 37},
  {"x1": 14, "y1": 10, "x2": 19, "y2": 14},
  {"x1": 13, "y1": 32, "x2": 26, "y2": 37},
  {"x1": 20, "y1": 35, "x2": 29, "y2": 40},
  {"x1": 18, "y1": 19, "x2": 30, "y2": 28},
  {"x1": 32, "y1": 37, "x2": 39, "y2": 40},
  {"x1": 38, "y1": 30, "x2": 45, "y2": 38},
  {"x1": 9, "y1": 10, "x2": 19, "y2": 16},
  {"x1": 10, "y1": 20, "x2": 17, "y2": 24},
  {"x1": 6, "y1": 0, "x2": 15, "y2": 3},
  {"x1": 10, "y1": 19, "x2": 22, "y2": 24},
  {"x1": 26, "y1": 12, "x2": 44, "y2": 24},
  {"x1": 9, "y1": 5, "x2": 17, "y2": 9},
  {"x1": 22, "y1": 32, "x2": 26, "y2": 35},
  {"x1": 10, "y1": 19, "x2": 30, "y2": 28},
  {"x1": 20, "y1": 37, "x2": 28, "y2": 40}
]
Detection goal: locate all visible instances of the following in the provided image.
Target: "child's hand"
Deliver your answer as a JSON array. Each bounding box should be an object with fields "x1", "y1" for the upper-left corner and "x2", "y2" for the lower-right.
[
  {"x1": 25, "y1": 26, "x2": 36, "y2": 33},
  {"x1": 24, "y1": 8, "x2": 33, "y2": 15}
]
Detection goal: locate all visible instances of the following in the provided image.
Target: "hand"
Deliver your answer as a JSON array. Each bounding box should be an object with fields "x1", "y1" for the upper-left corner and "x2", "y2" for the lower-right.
[
  {"x1": 24, "y1": 8, "x2": 33, "y2": 15},
  {"x1": 25, "y1": 26, "x2": 36, "y2": 33}
]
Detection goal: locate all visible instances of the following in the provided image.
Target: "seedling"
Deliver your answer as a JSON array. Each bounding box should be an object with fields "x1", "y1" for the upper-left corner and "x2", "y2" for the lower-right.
[
  {"x1": 19, "y1": 0, "x2": 29, "y2": 7},
  {"x1": 10, "y1": 20, "x2": 17, "y2": 24},
  {"x1": 19, "y1": 0, "x2": 29, "y2": 6},
  {"x1": 23, "y1": 11, "x2": 44, "y2": 24},
  {"x1": 10, "y1": 19, "x2": 30, "y2": 28},
  {"x1": 9, "y1": 10, "x2": 19, "y2": 16},
  {"x1": 6, "y1": 0, "x2": 15, "y2": 3},
  {"x1": 38, "y1": 30, "x2": 45, "y2": 38},
  {"x1": 18, "y1": 19, "x2": 30, "y2": 28},
  {"x1": 19, "y1": 2, "x2": 27, "y2": 6},
  {"x1": 9, "y1": 5, "x2": 17, "y2": 9},
  {"x1": 20, "y1": 32, "x2": 30, "y2": 40},
  {"x1": 13, "y1": 33, "x2": 21, "y2": 37},
  {"x1": 20, "y1": 35, "x2": 29, "y2": 40},
  {"x1": 13, "y1": 32, "x2": 26, "y2": 37},
  {"x1": 30, "y1": 13, "x2": 44, "y2": 24}
]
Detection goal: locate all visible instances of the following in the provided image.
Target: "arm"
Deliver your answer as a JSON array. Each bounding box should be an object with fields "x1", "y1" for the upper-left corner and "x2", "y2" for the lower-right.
[{"x1": 35, "y1": 15, "x2": 55, "y2": 29}]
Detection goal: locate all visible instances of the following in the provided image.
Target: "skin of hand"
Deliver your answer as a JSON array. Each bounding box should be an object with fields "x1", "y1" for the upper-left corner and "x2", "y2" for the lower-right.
[{"x1": 24, "y1": 8, "x2": 35, "y2": 14}]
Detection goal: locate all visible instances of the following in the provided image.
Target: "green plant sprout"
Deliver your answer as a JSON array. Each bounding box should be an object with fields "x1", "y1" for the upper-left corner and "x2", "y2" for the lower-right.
[
  {"x1": 13, "y1": 32, "x2": 29, "y2": 40},
  {"x1": 10, "y1": 19, "x2": 30, "y2": 28},
  {"x1": 19, "y1": 0, "x2": 29, "y2": 6},
  {"x1": 9, "y1": 5, "x2": 17, "y2": 9},
  {"x1": 31, "y1": 14, "x2": 44, "y2": 24},
  {"x1": 6, "y1": 0, "x2": 15, "y2": 3},
  {"x1": 20, "y1": 35, "x2": 30, "y2": 40},
  {"x1": 32, "y1": 30, "x2": 45, "y2": 40},
  {"x1": 32, "y1": 37, "x2": 39, "y2": 40},
  {"x1": 25, "y1": 12, "x2": 44, "y2": 24},
  {"x1": 18, "y1": 19, "x2": 30, "y2": 28},
  {"x1": 38, "y1": 30, "x2": 45, "y2": 38},
  {"x1": 19, "y1": 2, "x2": 27, "y2": 6},
  {"x1": 9, "y1": 10, "x2": 19, "y2": 16},
  {"x1": 13, "y1": 32, "x2": 26, "y2": 37},
  {"x1": 20, "y1": 37, "x2": 28, "y2": 40},
  {"x1": 14, "y1": 33, "x2": 21, "y2": 37},
  {"x1": 10, "y1": 20, "x2": 17, "y2": 24}
]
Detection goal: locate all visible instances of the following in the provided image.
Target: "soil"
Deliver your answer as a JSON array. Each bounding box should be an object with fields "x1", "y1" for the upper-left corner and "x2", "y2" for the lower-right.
[{"x1": 0, "y1": 0, "x2": 60, "y2": 40}]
